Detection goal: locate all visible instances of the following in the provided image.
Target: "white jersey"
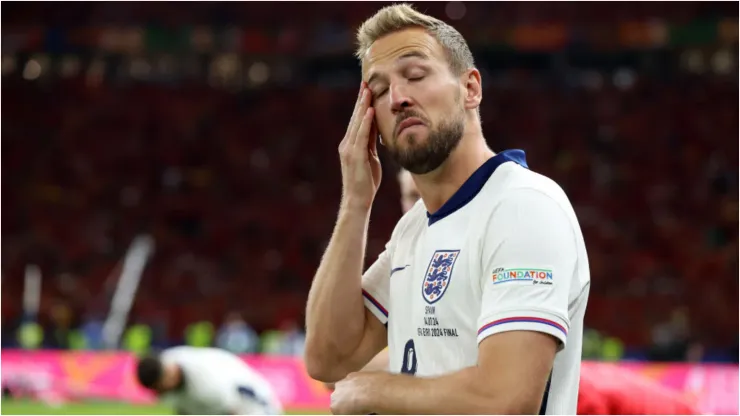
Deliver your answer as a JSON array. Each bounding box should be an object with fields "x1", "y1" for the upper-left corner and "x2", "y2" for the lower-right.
[
  {"x1": 362, "y1": 150, "x2": 590, "y2": 415},
  {"x1": 158, "y1": 346, "x2": 283, "y2": 415}
]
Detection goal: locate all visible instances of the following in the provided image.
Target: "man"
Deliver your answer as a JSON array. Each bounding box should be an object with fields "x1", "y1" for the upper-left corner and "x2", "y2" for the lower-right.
[
  {"x1": 329, "y1": 172, "x2": 698, "y2": 416},
  {"x1": 304, "y1": 3, "x2": 590, "y2": 415},
  {"x1": 135, "y1": 346, "x2": 283, "y2": 415}
]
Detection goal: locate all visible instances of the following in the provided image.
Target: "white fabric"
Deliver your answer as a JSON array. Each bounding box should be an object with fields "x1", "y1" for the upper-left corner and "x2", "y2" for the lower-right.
[
  {"x1": 361, "y1": 154, "x2": 590, "y2": 415},
  {"x1": 159, "y1": 346, "x2": 283, "y2": 415}
]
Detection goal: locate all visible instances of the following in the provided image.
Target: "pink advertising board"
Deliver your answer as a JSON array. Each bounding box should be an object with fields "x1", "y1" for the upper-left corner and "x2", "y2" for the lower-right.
[
  {"x1": 1, "y1": 350, "x2": 737, "y2": 414},
  {"x1": 0, "y1": 350, "x2": 330, "y2": 409},
  {"x1": 615, "y1": 361, "x2": 739, "y2": 415}
]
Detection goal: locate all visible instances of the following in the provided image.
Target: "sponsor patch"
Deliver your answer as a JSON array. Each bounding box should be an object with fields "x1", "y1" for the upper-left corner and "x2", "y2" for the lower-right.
[{"x1": 491, "y1": 268, "x2": 553, "y2": 286}]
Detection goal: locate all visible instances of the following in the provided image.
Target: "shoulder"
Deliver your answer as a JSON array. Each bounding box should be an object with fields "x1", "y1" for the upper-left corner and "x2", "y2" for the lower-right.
[
  {"x1": 388, "y1": 198, "x2": 427, "y2": 244},
  {"x1": 161, "y1": 346, "x2": 196, "y2": 362},
  {"x1": 480, "y1": 163, "x2": 577, "y2": 225},
  {"x1": 199, "y1": 348, "x2": 249, "y2": 370},
  {"x1": 489, "y1": 162, "x2": 570, "y2": 202}
]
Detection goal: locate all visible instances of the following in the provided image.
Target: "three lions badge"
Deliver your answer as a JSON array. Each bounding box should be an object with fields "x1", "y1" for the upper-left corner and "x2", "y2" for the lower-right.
[{"x1": 421, "y1": 250, "x2": 460, "y2": 304}]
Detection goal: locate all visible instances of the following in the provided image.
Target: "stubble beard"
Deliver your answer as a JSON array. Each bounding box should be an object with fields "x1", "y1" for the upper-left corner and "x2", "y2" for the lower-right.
[{"x1": 387, "y1": 110, "x2": 465, "y2": 175}]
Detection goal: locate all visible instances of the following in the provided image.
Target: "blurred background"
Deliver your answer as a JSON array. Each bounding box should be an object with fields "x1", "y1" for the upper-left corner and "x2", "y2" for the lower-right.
[{"x1": 1, "y1": 1, "x2": 738, "y2": 414}]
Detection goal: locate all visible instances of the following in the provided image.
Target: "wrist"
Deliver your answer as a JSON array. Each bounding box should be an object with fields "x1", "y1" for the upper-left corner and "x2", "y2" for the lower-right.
[
  {"x1": 360, "y1": 371, "x2": 389, "y2": 411},
  {"x1": 339, "y1": 196, "x2": 373, "y2": 216}
]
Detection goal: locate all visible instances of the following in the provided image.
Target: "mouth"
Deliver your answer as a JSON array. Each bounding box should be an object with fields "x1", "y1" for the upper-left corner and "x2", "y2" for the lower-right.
[{"x1": 396, "y1": 117, "x2": 425, "y2": 136}]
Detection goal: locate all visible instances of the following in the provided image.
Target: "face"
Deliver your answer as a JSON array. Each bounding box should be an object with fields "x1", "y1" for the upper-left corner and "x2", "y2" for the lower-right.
[
  {"x1": 398, "y1": 169, "x2": 420, "y2": 213},
  {"x1": 363, "y1": 28, "x2": 470, "y2": 175},
  {"x1": 155, "y1": 363, "x2": 182, "y2": 395}
]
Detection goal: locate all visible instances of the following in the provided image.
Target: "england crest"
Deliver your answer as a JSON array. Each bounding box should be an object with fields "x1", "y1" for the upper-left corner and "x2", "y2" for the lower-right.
[{"x1": 421, "y1": 250, "x2": 460, "y2": 304}]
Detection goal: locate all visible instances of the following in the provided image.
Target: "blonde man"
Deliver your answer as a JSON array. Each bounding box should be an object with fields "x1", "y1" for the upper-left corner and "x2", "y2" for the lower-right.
[{"x1": 305, "y1": 4, "x2": 590, "y2": 415}]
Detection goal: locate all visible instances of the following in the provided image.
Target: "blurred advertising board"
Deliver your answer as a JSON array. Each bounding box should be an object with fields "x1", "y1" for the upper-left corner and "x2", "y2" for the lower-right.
[{"x1": 1, "y1": 350, "x2": 737, "y2": 414}]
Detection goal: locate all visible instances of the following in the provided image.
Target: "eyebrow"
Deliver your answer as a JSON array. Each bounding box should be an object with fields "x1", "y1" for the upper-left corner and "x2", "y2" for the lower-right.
[{"x1": 366, "y1": 50, "x2": 429, "y2": 86}]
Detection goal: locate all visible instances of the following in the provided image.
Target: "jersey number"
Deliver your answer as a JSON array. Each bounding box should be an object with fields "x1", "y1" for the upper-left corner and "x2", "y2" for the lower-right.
[{"x1": 400, "y1": 339, "x2": 417, "y2": 376}]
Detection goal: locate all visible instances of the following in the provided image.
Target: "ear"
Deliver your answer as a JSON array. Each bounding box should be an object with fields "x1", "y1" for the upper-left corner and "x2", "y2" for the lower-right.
[{"x1": 462, "y1": 68, "x2": 482, "y2": 111}]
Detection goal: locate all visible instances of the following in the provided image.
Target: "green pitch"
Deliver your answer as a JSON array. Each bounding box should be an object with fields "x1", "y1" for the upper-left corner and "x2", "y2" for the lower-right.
[{"x1": 1, "y1": 399, "x2": 328, "y2": 415}]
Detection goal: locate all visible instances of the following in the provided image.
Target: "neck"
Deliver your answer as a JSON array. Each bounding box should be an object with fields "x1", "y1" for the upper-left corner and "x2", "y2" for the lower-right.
[{"x1": 413, "y1": 123, "x2": 493, "y2": 214}]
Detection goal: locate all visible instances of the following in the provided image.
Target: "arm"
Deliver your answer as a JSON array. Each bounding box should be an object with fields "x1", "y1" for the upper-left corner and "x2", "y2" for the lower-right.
[
  {"x1": 304, "y1": 205, "x2": 388, "y2": 382},
  {"x1": 355, "y1": 331, "x2": 557, "y2": 415},
  {"x1": 324, "y1": 348, "x2": 390, "y2": 391},
  {"x1": 359, "y1": 347, "x2": 390, "y2": 372},
  {"x1": 305, "y1": 83, "x2": 388, "y2": 383}
]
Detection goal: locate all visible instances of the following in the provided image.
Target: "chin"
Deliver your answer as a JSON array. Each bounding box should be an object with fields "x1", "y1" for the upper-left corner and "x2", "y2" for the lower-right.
[{"x1": 399, "y1": 132, "x2": 429, "y2": 149}]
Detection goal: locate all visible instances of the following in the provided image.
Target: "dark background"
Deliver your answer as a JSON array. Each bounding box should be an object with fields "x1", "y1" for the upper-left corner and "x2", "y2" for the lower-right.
[{"x1": 1, "y1": 1, "x2": 737, "y2": 362}]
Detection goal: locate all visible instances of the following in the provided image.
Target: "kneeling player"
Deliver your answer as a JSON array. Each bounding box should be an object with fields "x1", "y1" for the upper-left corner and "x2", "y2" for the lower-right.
[{"x1": 135, "y1": 346, "x2": 283, "y2": 415}]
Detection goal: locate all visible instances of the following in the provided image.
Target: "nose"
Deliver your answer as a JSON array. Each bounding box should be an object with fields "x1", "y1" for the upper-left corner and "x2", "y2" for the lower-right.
[{"x1": 390, "y1": 83, "x2": 413, "y2": 115}]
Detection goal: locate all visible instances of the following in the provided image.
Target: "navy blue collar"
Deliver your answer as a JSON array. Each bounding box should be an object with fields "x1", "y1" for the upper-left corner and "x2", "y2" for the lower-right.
[{"x1": 426, "y1": 149, "x2": 528, "y2": 226}]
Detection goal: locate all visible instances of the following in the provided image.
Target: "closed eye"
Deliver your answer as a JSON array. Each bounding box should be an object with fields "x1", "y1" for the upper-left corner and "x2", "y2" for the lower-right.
[{"x1": 373, "y1": 76, "x2": 423, "y2": 98}]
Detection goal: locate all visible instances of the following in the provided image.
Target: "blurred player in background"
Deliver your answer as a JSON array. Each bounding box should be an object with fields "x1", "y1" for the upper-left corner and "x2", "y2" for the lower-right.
[
  {"x1": 135, "y1": 346, "x2": 282, "y2": 415},
  {"x1": 305, "y1": 3, "x2": 590, "y2": 415},
  {"x1": 398, "y1": 168, "x2": 420, "y2": 214}
]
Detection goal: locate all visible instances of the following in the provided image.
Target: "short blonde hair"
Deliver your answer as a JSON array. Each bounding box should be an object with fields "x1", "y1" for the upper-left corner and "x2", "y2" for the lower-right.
[{"x1": 355, "y1": 3, "x2": 475, "y2": 75}]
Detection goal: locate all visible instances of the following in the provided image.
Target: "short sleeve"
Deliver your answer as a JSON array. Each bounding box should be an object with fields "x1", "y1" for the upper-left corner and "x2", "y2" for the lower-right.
[
  {"x1": 361, "y1": 248, "x2": 391, "y2": 325},
  {"x1": 476, "y1": 189, "x2": 576, "y2": 348}
]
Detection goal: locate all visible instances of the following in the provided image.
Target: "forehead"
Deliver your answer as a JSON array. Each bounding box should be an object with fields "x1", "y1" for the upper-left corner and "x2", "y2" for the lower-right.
[{"x1": 362, "y1": 27, "x2": 445, "y2": 79}]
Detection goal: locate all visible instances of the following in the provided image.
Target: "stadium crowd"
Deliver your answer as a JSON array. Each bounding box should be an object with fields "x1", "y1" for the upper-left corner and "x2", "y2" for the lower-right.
[{"x1": 1, "y1": 2, "x2": 737, "y2": 362}]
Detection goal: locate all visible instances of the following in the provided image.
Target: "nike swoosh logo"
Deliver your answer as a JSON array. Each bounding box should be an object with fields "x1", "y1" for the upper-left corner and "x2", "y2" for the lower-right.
[{"x1": 390, "y1": 265, "x2": 411, "y2": 276}]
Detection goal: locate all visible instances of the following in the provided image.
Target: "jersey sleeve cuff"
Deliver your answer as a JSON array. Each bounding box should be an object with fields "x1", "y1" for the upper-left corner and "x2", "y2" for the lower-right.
[
  {"x1": 362, "y1": 289, "x2": 389, "y2": 324},
  {"x1": 477, "y1": 310, "x2": 569, "y2": 348}
]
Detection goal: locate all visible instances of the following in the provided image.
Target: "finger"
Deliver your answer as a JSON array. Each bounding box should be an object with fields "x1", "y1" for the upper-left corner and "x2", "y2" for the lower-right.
[
  {"x1": 348, "y1": 89, "x2": 371, "y2": 145},
  {"x1": 367, "y1": 119, "x2": 379, "y2": 159},
  {"x1": 368, "y1": 120, "x2": 379, "y2": 154},
  {"x1": 353, "y1": 107, "x2": 375, "y2": 150},
  {"x1": 345, "y1": 83, "x2": 367, "y2": 138}
]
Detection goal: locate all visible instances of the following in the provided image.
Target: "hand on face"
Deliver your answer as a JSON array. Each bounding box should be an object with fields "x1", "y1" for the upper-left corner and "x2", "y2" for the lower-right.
[{"x1": 338, "y1": 82, "x2": 382, "y2": 211}]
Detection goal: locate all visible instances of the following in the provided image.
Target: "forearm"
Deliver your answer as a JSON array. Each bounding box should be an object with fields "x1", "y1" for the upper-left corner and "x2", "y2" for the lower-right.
[
  {"x1": 362, "y1": 348, "x2": 390, "y2": 372},
  {"x1": 305, "y1": 204, "x2": 371, "y2": 373},
  {"x1": 324, "y1": 349, "x2": 390, "y2": 391},
  {"x1": 365, "y1": 368, "x2": 530, "y2": 415}
]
